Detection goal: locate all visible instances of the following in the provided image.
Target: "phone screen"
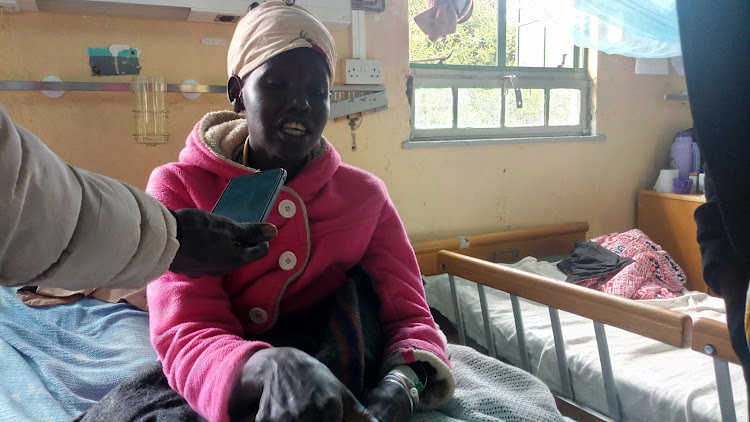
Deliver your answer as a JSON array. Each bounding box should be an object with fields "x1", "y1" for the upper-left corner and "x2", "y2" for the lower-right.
[{"x1": 212, "y1": 168, "x2": 287, "y2": 223}]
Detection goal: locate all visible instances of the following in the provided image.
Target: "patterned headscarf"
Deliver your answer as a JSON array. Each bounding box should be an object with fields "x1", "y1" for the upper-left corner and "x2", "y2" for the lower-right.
[{"x1": 227, "y1": 1, "x2": 337, "y2": 88}]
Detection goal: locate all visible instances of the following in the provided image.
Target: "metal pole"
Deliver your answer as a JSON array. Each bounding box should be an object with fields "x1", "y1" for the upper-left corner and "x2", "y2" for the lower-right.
[
  {"x1": 593, "y1": 321, "x2": 620, "y2": 419},
  {"x1": 448, "y1": 274, "x2": 467, "y2": 346},
  {"x1": 549, "y1": 307, "x2": 574, "y2": 398},
  {"x1": 713, "y1": 358, "x2": 738, "y2": 422},
  {"x1": 510, "y1": 295, "x2": 531, "y2": 372},
  {"x1": 477, "y1": 284, "x2": 497, "y2": 358},
  {"x1": 0, "y1": 80, "x2": 226, "y2": 93},
  {"x1": 0, "y1": 80, "x2": 385, "y2": 93}
]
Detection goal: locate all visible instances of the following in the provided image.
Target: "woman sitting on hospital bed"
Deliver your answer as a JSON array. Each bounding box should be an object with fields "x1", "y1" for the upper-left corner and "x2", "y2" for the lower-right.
[
  {"x1": 136, "y1": 3, "x2": 451, "y2": 421},
  {"x1": 77, "y1": 3, "x2": 567, "y2": 422}
]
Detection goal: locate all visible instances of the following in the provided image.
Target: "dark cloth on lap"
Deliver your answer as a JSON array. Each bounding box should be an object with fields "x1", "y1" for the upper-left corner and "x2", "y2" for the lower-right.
[
  {"x1": 72, "y1": 267, "x2": 383, "y2": 421},
  {"x1": 72, "y1": 361, "x2": 207, "y2": 422}
]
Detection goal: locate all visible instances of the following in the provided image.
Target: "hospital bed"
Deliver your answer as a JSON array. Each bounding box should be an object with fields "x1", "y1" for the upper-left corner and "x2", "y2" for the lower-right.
[
  {"x1": 0, "y1": 221, "x2": 741, "y2": 422},
  {"x1": 414, "y1": 222, "x2": 744, "y2": 422}
]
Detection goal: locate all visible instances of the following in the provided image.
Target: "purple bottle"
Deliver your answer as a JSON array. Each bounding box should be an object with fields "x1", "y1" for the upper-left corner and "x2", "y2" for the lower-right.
[{"x1": 670, "y1": 130, "x2": 694, "y2": 179}]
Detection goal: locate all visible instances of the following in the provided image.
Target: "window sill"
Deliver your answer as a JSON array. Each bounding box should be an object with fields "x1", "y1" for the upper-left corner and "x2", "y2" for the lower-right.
[{"x1": 401, "y1": 134, "x2": 606, "y2": 149}]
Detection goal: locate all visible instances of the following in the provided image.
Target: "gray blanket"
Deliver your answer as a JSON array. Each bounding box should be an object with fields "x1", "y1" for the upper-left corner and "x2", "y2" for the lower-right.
[{"x1": 414, "y1": 344, "x2": 566, "y2": 422}]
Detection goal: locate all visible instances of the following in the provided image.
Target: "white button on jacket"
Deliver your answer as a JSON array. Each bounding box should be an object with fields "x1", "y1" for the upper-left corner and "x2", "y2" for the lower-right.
[
  {"x1": 278, "y1": 251, "x2": 297, "y2": 270},
  {"x1": 278, "y1": 199, "x2": 296, "y2": 219}
]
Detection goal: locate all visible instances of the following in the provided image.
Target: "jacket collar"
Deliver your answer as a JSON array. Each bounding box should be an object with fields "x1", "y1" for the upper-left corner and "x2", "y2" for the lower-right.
[{"x1": 180, "y1": 111, "x2": 341, "y2": 199}]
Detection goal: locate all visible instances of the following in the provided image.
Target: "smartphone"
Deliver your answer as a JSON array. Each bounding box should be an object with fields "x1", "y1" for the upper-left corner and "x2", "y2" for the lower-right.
[{"x1": 212, "y1": 168, "x2": 287, "y2": 223}]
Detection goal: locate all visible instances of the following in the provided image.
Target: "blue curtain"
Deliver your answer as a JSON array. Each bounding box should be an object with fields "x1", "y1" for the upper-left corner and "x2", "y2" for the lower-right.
[{"x1": 527, "y1": 0, "x2": 682, "y2": 58}]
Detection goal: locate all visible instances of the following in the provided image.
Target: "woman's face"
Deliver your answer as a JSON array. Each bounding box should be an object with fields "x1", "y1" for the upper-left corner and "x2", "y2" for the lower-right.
[{"x1": 241, "y1": 48, "x2": 330, "y2": 168}]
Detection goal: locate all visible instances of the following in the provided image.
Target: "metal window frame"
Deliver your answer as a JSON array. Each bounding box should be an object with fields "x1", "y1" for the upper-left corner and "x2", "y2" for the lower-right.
[
  {"x1": 408, "y1": 0, "x2": 591, "y2": 142},
  {"x1": 409, "y1": 68, "x2": 590, "y2": 141}
]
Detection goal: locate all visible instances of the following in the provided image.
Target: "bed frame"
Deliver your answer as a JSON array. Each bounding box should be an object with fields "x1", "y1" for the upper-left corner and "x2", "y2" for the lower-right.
[
  {"x1": 412, "y1": 222, "x2": 740, "y2": 422},
  {"x1": 413, "y1": 222, "x2": 591, "y2": 277}
]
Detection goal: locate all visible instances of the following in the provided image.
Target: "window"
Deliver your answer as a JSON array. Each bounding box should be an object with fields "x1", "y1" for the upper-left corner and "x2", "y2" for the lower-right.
[{"x1": 408, "y1": 0, "x2": 592, "y2": 143}]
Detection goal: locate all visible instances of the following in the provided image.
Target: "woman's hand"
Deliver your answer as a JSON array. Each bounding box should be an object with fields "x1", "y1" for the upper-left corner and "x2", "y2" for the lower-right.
[
  {"x1": 229, "y1": 347, "x2": 378, "y2": 422},
  {"x1": 364, "y1": 379, "x2": 412, "y2": 422}
]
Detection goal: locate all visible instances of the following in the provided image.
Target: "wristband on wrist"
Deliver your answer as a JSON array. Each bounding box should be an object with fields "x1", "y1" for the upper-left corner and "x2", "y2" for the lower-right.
[
  {"x1": 384, "y1": 365, "x2": 422, "y2": 413},
  {"x1": 392, "y1": 364, "x2": 424, "y2": 391}
]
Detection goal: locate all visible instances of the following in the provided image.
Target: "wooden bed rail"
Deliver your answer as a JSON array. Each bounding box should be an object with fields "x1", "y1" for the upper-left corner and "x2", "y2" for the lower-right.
[
  {"x1": 692, "y1": 317, "x2": 740, "y2": 365},
  {"x1": 414, "y1": 222, "x2": 589, "y2": 276},
  {"x1": 437, "y1": 250, "x2": 692, "y2": 348}
]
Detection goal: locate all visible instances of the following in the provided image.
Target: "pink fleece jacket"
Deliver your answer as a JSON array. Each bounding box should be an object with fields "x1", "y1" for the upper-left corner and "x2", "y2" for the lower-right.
[{"x1": 145, "y1": 112, "x2": 454, "y2": 422}]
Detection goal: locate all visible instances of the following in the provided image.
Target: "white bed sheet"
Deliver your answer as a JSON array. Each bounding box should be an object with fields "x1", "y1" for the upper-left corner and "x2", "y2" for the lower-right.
[{"x1": 424, "y1": 257, "x2": 747, "y2": 422}]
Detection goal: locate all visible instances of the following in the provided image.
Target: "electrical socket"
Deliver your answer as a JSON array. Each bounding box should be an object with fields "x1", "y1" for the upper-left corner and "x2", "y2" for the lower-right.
[
  {"x1": 0, "y1": 1, "x2": 20, "y2": 12},
  {"x1": 344, "y1": 59, "x2": 382, "y2": 85},
  {"x1": 201, "y1": 37, "x2": 228, "y2": 46}
]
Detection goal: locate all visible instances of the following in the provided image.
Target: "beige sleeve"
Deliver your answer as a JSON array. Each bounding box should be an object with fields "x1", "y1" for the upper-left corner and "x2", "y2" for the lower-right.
[{"x1": 0, "y1": 104, "x2": 179, "y2": 289}]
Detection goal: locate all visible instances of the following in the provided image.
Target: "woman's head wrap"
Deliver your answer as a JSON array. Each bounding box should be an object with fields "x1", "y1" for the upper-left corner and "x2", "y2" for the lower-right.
[{"x1": 227, "y1": 1, "x2": 337, "y2": 88}]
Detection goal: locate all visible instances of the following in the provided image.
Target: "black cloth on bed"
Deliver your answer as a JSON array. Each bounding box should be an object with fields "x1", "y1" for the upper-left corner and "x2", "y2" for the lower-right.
[
  {"x1": 72, "y1": 267, "x2": 383, "y2": 421},
  {"x1": 71, "y1": 361, "x2": 206, "y2": 422},
  {"x1": 557, "y1": 241, "x2": 634, "y2": 283}
]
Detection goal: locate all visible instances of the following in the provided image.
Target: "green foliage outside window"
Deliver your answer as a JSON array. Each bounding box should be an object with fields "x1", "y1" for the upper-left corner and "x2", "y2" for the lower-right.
[
  {"x1": 408, "y1": 0, "x2": 585, "y2": 137},
  {"x1": 409, "y1": 0, "x2": 518, "y2": 66}
]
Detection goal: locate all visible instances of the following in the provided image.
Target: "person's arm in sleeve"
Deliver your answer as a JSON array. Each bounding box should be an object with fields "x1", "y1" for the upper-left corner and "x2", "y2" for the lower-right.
[
  {"x1": 358, "y1": 181, "x2": 455, "y2": 413},
  {"x1": 694, "y1": 168, "x2": 750, "y2": 373},
  {"x1": 694, "y1": 168, "x2": 750, "y2": 298},
  {"x1": 0, "y1": 103, "x2": 178, "y2": 289},
  {"x1": 0, "y1": 104, "x2": 273, "y2": 289},
  {"x1": 148, "y1": 270, "x2": 269, "y2": 422}
]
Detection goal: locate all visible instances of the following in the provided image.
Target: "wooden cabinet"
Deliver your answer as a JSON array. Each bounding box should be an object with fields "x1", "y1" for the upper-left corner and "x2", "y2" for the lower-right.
[{"x1": 637, "y1": 190, "x2": 709, "y2": 293}]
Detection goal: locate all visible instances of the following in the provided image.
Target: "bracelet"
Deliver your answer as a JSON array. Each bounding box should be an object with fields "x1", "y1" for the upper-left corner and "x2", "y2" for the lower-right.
[
  {"x1": 383, "y1": 375, "x2": 414, "y2": 414},
  {"x1": 384, "y1": 365, "x2": 422, "y2": 412},
  {"x1": 392, "y1": 364, "x2": 425, "y2": 392}
]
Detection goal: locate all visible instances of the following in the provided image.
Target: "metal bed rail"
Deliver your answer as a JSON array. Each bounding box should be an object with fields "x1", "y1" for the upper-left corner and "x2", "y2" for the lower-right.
[
  {"x1": 436, "y1": 250, "x2": 734, "y2": 421},
  {"x1": 692, "y1": 317, "x2": 740, "y2": 422}
]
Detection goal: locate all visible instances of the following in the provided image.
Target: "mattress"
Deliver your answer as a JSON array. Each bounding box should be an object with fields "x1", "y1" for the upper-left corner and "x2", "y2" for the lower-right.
[
  {"x1": 424, "y1": 257, "x2": 747, "y2": 422},
  {"x1": 0, "y1": 281, "x2": 570, "y2": 422}
]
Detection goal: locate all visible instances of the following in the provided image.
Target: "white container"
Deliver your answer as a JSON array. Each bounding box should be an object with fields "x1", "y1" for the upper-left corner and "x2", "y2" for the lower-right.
[{"x1": 654, "y1": 169, "x2": 680, "y2": 193}]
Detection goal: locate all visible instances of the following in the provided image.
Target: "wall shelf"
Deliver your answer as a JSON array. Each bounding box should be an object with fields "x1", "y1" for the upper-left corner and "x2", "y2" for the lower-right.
[
  {"x1": 0, "y1": 79, "x2": 388, "y2": 119},
  {"x1": 0, "y1": 80, "x2": 224, "y2": 94},
  {"x1": 664, "y1": 93, "x2": 689, "y2": 102},
  {"x1": 0, "y1": 80, "x2": 386, "y2": 94}
]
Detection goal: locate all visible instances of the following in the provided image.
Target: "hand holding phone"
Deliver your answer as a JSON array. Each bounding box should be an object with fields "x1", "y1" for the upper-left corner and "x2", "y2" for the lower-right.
[
  {"x1": 212, "y1": 168, "x2": 288, "y2": 223},
  {"x1": 169, "y1": 208, "x2": 277, "y2": 277}
]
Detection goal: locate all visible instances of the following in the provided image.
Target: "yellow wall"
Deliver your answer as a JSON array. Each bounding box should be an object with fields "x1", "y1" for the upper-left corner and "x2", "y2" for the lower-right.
[{"x1": 0, "y1": 3, "x2": 693, "y2": 242}]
